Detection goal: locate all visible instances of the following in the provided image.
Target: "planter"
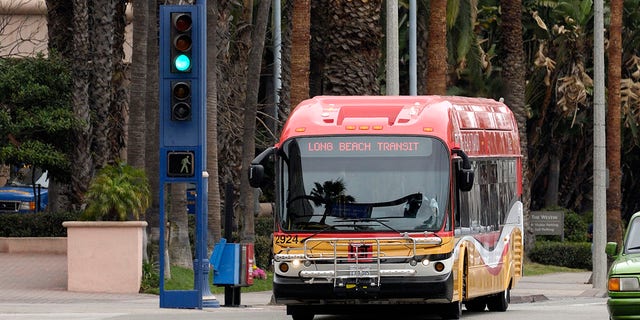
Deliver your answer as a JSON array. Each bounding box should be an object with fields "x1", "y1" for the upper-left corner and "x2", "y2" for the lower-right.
[{"x1": 63, "y1": 221, "x2": 147, "y2": 293}]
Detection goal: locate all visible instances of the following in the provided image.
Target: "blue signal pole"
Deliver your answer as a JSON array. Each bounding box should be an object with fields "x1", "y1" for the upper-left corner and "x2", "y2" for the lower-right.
[{"x1": 158, "y1": 1, "x2": 215, "y2": 309}]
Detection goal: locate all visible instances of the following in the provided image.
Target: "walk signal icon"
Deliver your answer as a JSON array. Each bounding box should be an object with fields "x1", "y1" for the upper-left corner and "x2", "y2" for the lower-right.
[{"x1": 167, "y1": 151, "x2": 195, "y2": 177}]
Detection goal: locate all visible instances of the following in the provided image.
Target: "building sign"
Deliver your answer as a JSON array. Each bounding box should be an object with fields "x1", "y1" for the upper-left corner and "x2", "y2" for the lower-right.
[{"x1": 531, "y1": 211, "x2": 564, "y2": 237}]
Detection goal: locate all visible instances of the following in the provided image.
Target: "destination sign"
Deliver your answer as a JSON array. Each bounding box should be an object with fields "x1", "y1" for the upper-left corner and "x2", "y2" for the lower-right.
[{"x1": 296, "y1": 136, "x2": 435, "y2": 157}]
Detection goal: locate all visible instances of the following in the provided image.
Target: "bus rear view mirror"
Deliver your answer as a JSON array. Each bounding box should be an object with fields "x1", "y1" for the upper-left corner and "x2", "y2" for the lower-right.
[
  {"x1": 452, "y1": 147, "x2": 474, "y2": 192},
  {"x1": 457, "y1": 167, "x2": 474, "y2": 192},
  {"x1": 248, "y1": 164, "x2": 264, "y2": 188},
  {"x1": 248, "y1": 147, "x2": 276, "y2": 188}
]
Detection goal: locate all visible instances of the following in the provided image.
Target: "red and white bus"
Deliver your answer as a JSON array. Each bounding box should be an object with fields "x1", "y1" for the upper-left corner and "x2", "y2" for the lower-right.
[{"x1": 249, "y1": 96, "x2": 524, "y2": 320}]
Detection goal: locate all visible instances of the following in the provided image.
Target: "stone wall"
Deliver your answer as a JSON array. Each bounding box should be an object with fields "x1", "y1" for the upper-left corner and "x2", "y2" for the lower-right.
[{"x1": 0, "y1": 237, "x2": 66, "y2": 254}]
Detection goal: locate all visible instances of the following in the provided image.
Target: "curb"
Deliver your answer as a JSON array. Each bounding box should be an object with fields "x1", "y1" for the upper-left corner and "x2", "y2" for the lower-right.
[{"x1": 511, "y1": 294, "x2": 549, "y2": 304}]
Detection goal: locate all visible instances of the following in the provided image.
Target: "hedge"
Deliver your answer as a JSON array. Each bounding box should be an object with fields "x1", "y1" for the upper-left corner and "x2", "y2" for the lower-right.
[
  {"x1": 0, "y1": 211, "x2": 81, "y2": 237},
  {"x1": 528, "y1": 240, "x2": 592, "y2": 270}
]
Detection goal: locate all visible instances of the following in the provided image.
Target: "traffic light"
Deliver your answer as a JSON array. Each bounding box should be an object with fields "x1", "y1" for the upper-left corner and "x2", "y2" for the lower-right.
[
  {"x1": 159, "y1": 5, "x2": 203, "y2": 145},
  {"x1": 171, "y1": 80, "x2": 191, "y2": 121},
  {"x1": 170, "y1": 12, "x2": 193, "y2": 73}
]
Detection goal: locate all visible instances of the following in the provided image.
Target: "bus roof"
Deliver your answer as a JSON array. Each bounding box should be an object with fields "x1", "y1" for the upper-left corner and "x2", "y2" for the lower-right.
[{"x1": 279, "y1": 95, "x2": 521, "y2": 157}]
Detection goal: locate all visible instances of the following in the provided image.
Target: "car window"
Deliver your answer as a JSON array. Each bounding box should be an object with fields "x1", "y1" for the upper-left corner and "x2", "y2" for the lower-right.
[{"x1": 625, "y1": 217, "x2": 640, "y2": 253}]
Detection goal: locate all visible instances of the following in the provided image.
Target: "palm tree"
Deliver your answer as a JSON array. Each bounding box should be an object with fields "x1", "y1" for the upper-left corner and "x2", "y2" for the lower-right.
[
  {"x1": 90, "y1": 0, "x2": 116, "y2": 168},
  {"x1": 606, "y1": 0, "x2": 624, "y2": 244},
  {"x1": 290, "y1": 0, "x2": 311, "y2": 108},
  {"x1": 144, "y1": 0, "x2": 161, "y2": 266},
  {"x1": 82, "y1": 162, "x2": 150, "y2": 221},
  {"x1": 207, "y1": 0, "x2": 222, "y2": 246},
  {"x1": 128, "y1": 0, "x2": 149, "y2": 169},
  {"x1": 239, "y1": 0, "x2": 271, "y2": 243},
  {"x1": 426, "y1": 0, "x2": 447, "y2": 95},
  {"x1": 321, "y1": 0, "x2": 383, "y2": 95},
  {"x1": 71, "y1": 0, "x2": 93, "y2": 208},
  {"x1": 500, "y1": 0, "x2": 533, "y2": 250}
]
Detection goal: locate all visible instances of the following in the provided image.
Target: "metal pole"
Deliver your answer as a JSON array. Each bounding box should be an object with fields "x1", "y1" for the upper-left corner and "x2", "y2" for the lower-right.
[
  {"x1": 592, "y1": 0, "x2": 608, "y2": 290},
  {"x1": 409, "y1": 0, "x2": 417, "y2": 96},
  {"x1": 386, "y1": 0, "x2": 399, "y2": 95}
]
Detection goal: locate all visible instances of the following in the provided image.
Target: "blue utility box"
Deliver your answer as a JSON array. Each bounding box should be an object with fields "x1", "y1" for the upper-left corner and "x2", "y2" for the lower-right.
[{"x1": 210, "y1": 239, "x2": 240, "y2": 285}]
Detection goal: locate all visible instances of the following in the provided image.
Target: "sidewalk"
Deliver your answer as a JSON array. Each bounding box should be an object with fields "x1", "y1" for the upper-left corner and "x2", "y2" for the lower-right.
[{"x1": 0, "y1": 253, "x2": 606, "y2": 312}]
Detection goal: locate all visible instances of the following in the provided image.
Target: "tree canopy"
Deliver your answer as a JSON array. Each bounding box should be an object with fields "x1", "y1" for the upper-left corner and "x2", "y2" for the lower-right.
[{"x1": 0, "y1": 53, "x2": 78, "y2": 180}]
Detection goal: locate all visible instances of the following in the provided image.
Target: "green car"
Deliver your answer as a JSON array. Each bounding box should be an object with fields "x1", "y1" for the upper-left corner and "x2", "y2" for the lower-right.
[{"x1": 607, "y1": 212, "x2": 640, "y2": 319}]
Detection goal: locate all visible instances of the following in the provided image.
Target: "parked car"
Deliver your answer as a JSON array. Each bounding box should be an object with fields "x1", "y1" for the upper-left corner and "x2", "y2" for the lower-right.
[
  {"x1": 0, "y1": 167, "x2": 48, "y2": 214},
  {"x1": 607, "y1": 211, "x2": 640, "y2": 320}
]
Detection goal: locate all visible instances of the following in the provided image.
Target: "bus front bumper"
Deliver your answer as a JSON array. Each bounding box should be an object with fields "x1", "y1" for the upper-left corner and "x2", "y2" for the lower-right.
[{"x1": 273, "y1": 272, "x2": 453, "y2": 305}]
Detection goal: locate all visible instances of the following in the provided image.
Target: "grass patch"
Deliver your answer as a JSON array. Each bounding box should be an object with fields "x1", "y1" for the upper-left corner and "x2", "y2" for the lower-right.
[
  {"x1": 142, "y1": 264, "x2": 273, "y2": 295},
  {"x1": 524, "y1": 260, "x2": 588, "y2": 276}
]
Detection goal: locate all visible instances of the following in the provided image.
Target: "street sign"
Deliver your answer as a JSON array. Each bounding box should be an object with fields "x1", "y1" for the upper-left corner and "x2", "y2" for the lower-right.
[
  {"x1": 167, "y1": 151, "x2": 195, "y2": 177},
  {"x1": 531, "y1": 210, "x2": 564, "y2": 239}
]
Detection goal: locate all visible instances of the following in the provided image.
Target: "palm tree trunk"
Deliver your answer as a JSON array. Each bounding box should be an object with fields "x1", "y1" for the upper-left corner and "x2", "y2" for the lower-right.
[
  {"x1": 90, "y1": 0, "x2": 116, "y2": 168},
  {"x1": 71, "y1": 0, "x2": 93, "y2": 208},
  {"x1": 426, "y1": 0, "x2": 447, "y2": 95},
  {"x1": 168, "y1": 183, "x2": 193, "y2": 268},
  {"x1": 128, "y1": 0, "x2": 149, "y2": 169},
  {"x1": 239, "y1": 0, "x2": 271, "y2": 243},
  {"x1": 144, "y1": 0, "x2": 161, "y2": 262},
  {"x1": 500, "y1": 0, "x2": 533, "y2": 251},
  {"x1": 207, "y1": 0, "x2": 222, "y2": 246},
  {"x1": 606, "y1": 0, "x2": 624, "y2": 245},
  {"x1": 290, "y1": 0, "x2": 311, "y2": 108}
]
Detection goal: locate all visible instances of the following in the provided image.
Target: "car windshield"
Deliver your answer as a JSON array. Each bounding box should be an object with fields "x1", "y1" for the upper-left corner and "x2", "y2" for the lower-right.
[
  {"x1": 8, "y1": 166, "x2": 48, "y2": 188},
  {"x1": 278, "y1": 136, "x2": 450, "y2": 233},
  {"x1": 625, "y1": 217, "x2": 640, "y2": 253}
]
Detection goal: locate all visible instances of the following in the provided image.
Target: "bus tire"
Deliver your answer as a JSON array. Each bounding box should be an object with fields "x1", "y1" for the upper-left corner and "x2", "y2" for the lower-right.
[
  {"x1": 291, "y1": 312, "x2": 314, "y2": 320},
  {"x1": 487, "y1": 287, "x2": 510, "y2": 312},
  {"x1": 465, "y1": 298, "x2": 486, "y2": 312},
  {"x1": 441, "y1": 301, "x2": 462, "y2": 319}
]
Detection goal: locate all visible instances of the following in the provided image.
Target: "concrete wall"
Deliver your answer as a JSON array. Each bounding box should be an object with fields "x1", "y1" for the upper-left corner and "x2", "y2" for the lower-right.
[
  {"x1": 0, "y1": 0, "x2": 133, "y2": 60},
  {"x1": 0, "y1": 237, "x2": 66, "y2": 254}
]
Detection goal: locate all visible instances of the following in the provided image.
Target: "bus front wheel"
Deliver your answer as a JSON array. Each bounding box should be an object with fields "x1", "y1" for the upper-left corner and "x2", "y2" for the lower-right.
[
  {"x1": 291, "y1": 312, "x2": 314, "y2": 320},
  {"x1": 441, "y1": 301, "x2": 462, "y2": 319},
  {"x1": 487, "y1": 287, "x2": 510, "y2": 312}
]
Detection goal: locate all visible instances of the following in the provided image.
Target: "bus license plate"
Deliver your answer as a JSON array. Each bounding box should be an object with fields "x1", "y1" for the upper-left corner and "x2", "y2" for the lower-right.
[{"x1": 349, "y1": 266, "x2": 370, "y2": 277}]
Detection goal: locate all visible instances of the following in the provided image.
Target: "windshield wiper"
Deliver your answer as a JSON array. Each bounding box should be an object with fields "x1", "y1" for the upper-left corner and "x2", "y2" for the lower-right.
[
  {"x1": 300, "y1": 224, "x2": 339, "y2": 242},
  {"x1": 338, "y1": 217, "x2": 402, "y2": 235}
]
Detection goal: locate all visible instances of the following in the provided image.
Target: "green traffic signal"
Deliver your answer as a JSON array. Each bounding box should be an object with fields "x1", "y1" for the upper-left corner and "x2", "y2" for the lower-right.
[{"x1": 174, "y1": 54, "x2": 191, "y2": 72}]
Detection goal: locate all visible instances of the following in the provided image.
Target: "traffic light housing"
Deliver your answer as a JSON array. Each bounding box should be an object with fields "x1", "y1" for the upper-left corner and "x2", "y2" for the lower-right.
[
  {"x1": 171, "y1": 80, "x2": 191, "y2": 121},
  {"x1": 170, "y1": 13, "x2": 193, "y2": 73},
  {"x1": 159, "y1": 5, "x2": 204, "y2": 147}
]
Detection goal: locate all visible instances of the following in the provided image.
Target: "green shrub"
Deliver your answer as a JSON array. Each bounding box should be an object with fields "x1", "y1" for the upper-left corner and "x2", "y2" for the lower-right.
[
  {"x1": 528, "y1": 241, "x2": 592, "y2": 270},
  {"x1": 0, "y1": 211, "x2": 81, "y2": 237},
  {"x1": 255, "y1": 214, "x2": 274, "y2": 269}
]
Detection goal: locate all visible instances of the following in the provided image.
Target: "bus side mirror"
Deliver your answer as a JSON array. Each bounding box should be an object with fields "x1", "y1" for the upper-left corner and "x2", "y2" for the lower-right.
[
  {"x1": 452, "y1": 147, "x2": 474, "y2": 192},
  {"x1": 248, "y1": 164, "x2": 264, "y2": 188},
  {"x1": 248, "y1": 147, "x2": 276, "y2": 188}
]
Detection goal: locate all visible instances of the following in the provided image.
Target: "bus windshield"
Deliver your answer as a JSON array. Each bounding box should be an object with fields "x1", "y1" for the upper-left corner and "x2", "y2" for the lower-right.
[{"x1": 279, "y1": 136, "x2": 450, "y2": 233}]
